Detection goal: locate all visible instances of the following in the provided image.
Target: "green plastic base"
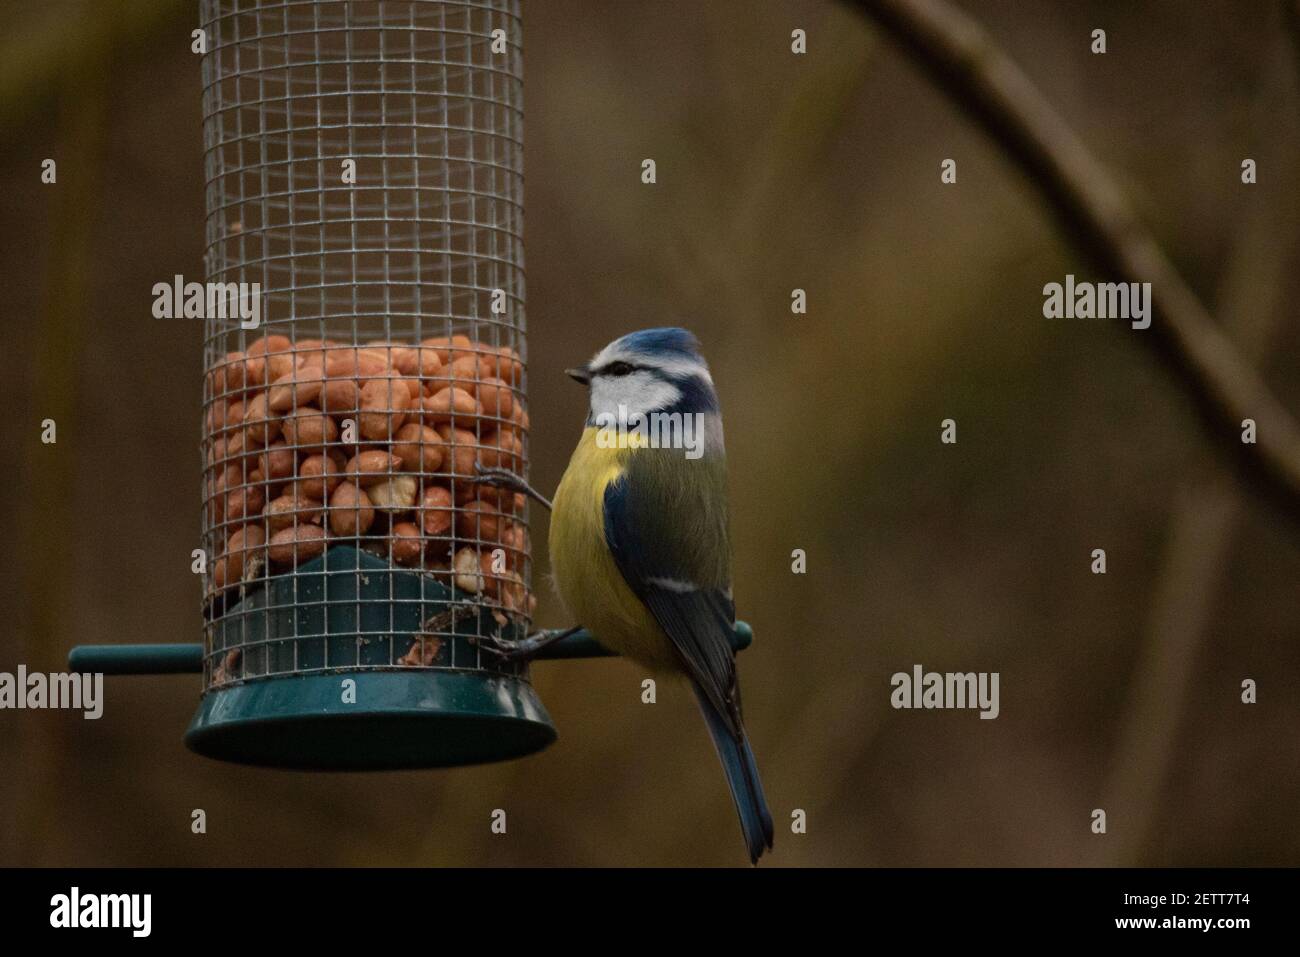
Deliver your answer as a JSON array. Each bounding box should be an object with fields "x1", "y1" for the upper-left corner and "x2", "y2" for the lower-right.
[
  {"x1": 185, "y1": 669, "x2": 556, "y2": 770},
  {"x1": 189, "y1": 545, "x2": 556, "y2": 770}
]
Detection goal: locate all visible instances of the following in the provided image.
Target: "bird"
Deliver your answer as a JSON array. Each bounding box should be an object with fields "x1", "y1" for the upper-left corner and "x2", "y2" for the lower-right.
[{"x1": 548, "y1": 327, "x2": 774, "y2": 863}]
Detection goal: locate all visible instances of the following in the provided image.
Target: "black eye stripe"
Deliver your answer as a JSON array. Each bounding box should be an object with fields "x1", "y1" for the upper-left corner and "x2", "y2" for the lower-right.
[{"x1": 601, "y1": 361, "x2": 638, "y2": 376}]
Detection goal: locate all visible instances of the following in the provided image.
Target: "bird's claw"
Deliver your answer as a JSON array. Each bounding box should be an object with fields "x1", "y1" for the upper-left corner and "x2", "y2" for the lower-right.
[
  {"x1": 471, "y1": 631, "x2": 523, "y2": 660},
  {"x1": 471, "y1": 625, "x2": 584, "y2": 661},
  {"x1": 472, "y1": 463, "x2": 518, "y2": 487},
  {"x1": 469, "y1": 463, "x2": 554, "y2": 511}
]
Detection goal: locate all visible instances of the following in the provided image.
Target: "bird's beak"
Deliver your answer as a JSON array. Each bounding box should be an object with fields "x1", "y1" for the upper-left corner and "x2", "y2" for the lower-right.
[{"x1": 565, "y1": 366, "x2": 591, "y2": 385}]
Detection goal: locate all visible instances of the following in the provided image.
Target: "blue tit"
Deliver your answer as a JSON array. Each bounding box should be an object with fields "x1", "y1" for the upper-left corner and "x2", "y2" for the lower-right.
[{"x1": 549, "y1": 327, "x2": 774, "y2": 863}]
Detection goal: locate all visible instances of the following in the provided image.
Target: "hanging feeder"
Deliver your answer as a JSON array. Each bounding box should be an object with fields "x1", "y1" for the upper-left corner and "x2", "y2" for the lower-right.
[{"x1": 68, "y1": 0, "x2": 751, "y2": 772}]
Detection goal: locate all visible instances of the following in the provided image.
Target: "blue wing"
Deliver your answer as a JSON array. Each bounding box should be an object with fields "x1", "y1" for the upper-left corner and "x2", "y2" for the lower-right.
[
  {"x1": 601, "y1": 455, "x2": 739, "y2": 729},
  {"x1": 602, "y1": 452, "x2": 774, "y2": 861}
]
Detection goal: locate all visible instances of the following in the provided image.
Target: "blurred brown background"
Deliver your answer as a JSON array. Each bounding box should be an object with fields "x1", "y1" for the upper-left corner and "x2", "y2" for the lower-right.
[{"x1": 1, "y1": 0, "x2": 1298, "y2": 866}]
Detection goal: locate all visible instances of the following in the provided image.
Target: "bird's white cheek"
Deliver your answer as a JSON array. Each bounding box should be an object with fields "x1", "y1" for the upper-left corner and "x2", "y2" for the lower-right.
[{"x1": 589, "y1": 373, "x2": 681, "y2": 420}]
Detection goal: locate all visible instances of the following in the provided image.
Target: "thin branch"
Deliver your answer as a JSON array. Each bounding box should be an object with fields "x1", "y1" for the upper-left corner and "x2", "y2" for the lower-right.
[
  {"x1": 844, "y1": 0, "x2": 1300, "y2": 520},
  {"x1": 1093, "y1": 5, "x2": 1300, "y2": 868}
]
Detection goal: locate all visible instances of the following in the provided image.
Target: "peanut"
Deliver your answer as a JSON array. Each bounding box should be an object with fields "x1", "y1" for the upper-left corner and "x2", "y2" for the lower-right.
[
  {"x1": 324, "y1": 347, "x2": 393, "y2": 380},
  {"x1": 267, "y1": 368, "x2": 325, "y2": 413},
  {"x1": 420, "y1": 387, "x2": 480, "y2": 426},
  {"x1": 257, "y1": 440, "x2": 296, "y2": 483},
  {"x1": 318, "y1": 377, "x2": 361, "y2": 416},
  {"x1": 297, "y1": 453, "x2": 343, "y2": 498},
  {"x1": 281, "y1": 407, "x2": 339, "y2": 447},
  {"x1": 390, "y1": 522, "x2": 424, "y2": 566},
  {"x1": 478, "y1": 429, "x2": 524, "y2": 471},
  {"x1": 492, "y1": 346, "x2": 524, "y2": 385},
  {"x1": 420, "y1": 484, "x2": 454, "y2": 536},
  {"x1": 394, "y1": 346, "x2": 442, "y2": 378},
  {"x1": 328, "y1": 481, "x2": 375, "y2": 536},
  {"x1": 418, "y1": 334, "x2": 474, "y2": 366},
  {"x1": 208, "y1": 351, "x2": 248, "y2": 398},
  {"x1": 344, "y1": 450, "x2": 402, "y2": 487},
  {"x1": 214, "y1": 525, "x2": 265, "y2": 588},
  {"x1": 448, "y1": 354, "x2": 493, "y2": 383},
  {"x1": 358, "y1": 377, "x2": 411, "y2": 440},
  {"x1": 242, "y1": 392, "x2": 281, "y2": 443},
  {"x1": 435, "y1": 426, "x2": 480, "y2": 476},
  {"x1": 263, "y1": 490, "x2": 324, "y2": 534},
  {"x1": 391, "y1": 422, "x2": 445, "y2": 473},
  {"x1": 453, "y1": 547, "x2": 484, "y2": 593},
  {"x1": 474, "y1": 377, "x2": 515, "y2": 420},
  {"x1": 224, "y1": 483, "x2": 266, "y2": 523},
  {"x1": 455, "y1": 499, "x2": 504, "y2": 544},
  {"x1": 267, "y1": 524, "x2": 327, "y2": 566},
  {"x1": 245, "y1": 334, "x2": 294, "y2": 385},
  {"x1": 368, "y1": 474, "x2": 418, "y2": 513}
]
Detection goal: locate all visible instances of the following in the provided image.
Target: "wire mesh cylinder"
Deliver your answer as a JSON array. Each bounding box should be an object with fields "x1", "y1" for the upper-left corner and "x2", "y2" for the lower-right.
[{"x1": 196, "y1": 0, "x2": 534, "y2": 748}]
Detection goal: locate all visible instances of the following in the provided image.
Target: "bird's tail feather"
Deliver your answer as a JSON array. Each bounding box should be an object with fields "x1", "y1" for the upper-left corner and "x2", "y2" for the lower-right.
[{"x1": 693, "y1": 684, "x2": 775, "y2": 864}]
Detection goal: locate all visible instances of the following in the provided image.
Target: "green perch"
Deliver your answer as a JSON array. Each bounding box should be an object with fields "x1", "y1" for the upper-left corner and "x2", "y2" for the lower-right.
[{"x1": 67, "y1": 621, "x2": 753, "y2": 674}]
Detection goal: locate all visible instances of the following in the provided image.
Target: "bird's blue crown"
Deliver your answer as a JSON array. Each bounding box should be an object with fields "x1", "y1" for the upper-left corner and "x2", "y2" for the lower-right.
[{"x1": 609, "y1": 327, "x2": 703, "y2": 360}]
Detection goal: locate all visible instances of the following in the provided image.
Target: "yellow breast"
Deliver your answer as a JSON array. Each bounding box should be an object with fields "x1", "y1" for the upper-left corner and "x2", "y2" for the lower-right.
[{"x1": 549, "y1": 428, "x2": 680, "y2": 673}]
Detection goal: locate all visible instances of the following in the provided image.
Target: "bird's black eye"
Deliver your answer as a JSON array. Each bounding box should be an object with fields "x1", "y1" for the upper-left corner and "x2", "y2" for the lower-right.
[{"x1": 604, "y1": 361, "x2": 635, "y2": 377}]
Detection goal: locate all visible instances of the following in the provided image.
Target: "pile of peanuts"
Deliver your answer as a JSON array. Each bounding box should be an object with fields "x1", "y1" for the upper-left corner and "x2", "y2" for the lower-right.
[{"x1": 203, "y1": 332, "x2": 533, "y2": 618}]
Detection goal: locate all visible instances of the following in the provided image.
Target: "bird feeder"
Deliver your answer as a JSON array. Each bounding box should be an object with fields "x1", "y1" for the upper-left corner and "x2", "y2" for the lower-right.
[{"x1": 68, "y1": 0, "x2": 751, "y2": 771}]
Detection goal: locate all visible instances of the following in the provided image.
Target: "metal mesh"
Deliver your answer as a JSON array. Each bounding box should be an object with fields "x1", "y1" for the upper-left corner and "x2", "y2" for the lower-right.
[{"x1": 198, "y1": 0, "x2": 529, "y2": 689}]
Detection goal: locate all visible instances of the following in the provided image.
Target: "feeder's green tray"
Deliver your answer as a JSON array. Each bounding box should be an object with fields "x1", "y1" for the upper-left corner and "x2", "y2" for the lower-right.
[
  {"x1": 185, "y1": 546, "x2": 556, "y2": 770},
  {"x1": 186, "y1": 669, "x2": 555, "y2": 771}
]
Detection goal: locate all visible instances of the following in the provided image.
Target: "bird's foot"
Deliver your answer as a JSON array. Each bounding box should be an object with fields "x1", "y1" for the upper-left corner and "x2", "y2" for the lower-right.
[
  {"x1": 472, "y1": 625, "x2": 584, "y2": 661},
  {"x1": 469, "y1": 464, "x2": 554, "y2": 512}
]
